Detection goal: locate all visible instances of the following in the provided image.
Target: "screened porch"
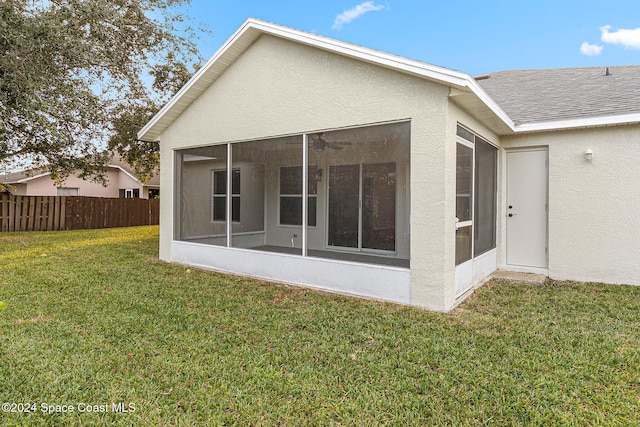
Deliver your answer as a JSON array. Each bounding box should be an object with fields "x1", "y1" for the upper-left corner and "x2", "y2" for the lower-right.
[{"x1": 174, "y1": 121, "x2": 411, "y2": 268}]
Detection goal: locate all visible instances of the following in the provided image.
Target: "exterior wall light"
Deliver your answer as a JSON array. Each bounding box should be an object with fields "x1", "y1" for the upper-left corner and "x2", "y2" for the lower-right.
[{"x1": 584, "y1": 149, "x2": 593, "y2": 161}]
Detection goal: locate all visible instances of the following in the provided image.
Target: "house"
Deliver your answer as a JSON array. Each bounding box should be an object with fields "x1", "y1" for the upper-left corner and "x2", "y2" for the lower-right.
[
  {"x1": 138, "y1": 18, "x2": 640, "y2": 312},
  {"x1": 2, "y1": 156, "x2": 159, "y2": 199}
]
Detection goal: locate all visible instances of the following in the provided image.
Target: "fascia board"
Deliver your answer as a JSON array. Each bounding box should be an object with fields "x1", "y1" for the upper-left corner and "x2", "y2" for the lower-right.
[
  {"x1": 13, "y1": 172, "x2": 51, "y2": 184},
  {"x1": 513, "y1": 112, "x2": 640, "y2": 133},
  {"x1": 108, "y1": 165, "x2": 142, "y2": 185},
  {"x1": 464, "y1": 78, "x2": 516, "y2": 130},
  {"x1": 138, "y1": 18, "x2": 491, "y2": 142},
  {"x1": 137, "y1": 19, "x2": 260, "y2": 142},
  {"x1": 250, "y1": 19, "x2": 471, "y2": 88}
]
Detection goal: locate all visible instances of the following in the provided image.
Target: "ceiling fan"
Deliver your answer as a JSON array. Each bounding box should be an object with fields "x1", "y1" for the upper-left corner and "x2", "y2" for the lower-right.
[{"x1": 310, "y1": 133, "x2": 352, "y2": 151}]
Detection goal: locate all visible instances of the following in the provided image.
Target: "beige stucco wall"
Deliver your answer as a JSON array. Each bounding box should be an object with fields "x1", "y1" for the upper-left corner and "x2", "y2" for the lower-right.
[
  {"x1": 178, "y1": 157, "x2": 264, "y2": 239},
  {"x1": 501, "y1": 125, "x2": 640, "y2": 286},
  {"x1": 158, "y1": 34, "x2": 453, "y2": 310},
  {"x1": 27, "y1": 170, "x2": 142, "y2": 197},
  {"x1": 8, "y1": 183, "x2": 27, "y2": 195},
  {"x1": 15, "y1": 169, "x2": 143, "y2": 198}
]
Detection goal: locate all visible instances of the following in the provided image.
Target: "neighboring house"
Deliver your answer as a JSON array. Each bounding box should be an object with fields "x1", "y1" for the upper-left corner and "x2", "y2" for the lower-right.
[
  {"x1": 1, "y1": 156, "x2": 159, "y2": 199},
  {"x1": 138, "y1": 19, "x2": 640, "y2": 312}
]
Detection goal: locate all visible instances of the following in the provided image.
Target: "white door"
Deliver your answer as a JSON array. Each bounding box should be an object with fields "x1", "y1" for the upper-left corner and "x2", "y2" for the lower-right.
[
  {"x1": 455, "y1": 141, "x2": 474, "y2": 296},
  {"x1": 506, "y1": 149, "x2": 548, "y2": 268}
]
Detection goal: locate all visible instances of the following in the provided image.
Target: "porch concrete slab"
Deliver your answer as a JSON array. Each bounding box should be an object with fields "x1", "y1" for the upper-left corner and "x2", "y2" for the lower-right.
[{"x1": 490, "y1": 270, "x2": 547, "y2": 286}]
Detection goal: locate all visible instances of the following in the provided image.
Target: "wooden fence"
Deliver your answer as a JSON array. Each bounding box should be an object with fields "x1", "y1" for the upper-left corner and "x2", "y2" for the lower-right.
[{"x1": 0, "y1": 194, "x2": 160, "y2": 232}]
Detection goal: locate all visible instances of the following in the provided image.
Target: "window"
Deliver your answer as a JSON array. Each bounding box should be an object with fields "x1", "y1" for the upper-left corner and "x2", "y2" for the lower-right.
[
  {"x1": 56, "y1": 187, "x2": 78, "y2": 196},
  {"x1": 279, "y1": 166, "x2": 317, "y2": 226},
  {"x1": 119, "y1": 188, "x2": 140, "y2": 198},
  {"x1": 212, "y1": 169, "x2": 240, "y2": 222}
]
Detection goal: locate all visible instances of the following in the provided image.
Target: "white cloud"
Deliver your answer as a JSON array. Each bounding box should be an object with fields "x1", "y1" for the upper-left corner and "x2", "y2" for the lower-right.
[
  {"x1": 580, "y1": 42, "x2": 603, "y2": 56},
  {"x1": 332, "y1": 2, "x2": 385, "y2": 30},
  {"x1": 600, "y1": 25, "x2": 640, "y2": 49}
]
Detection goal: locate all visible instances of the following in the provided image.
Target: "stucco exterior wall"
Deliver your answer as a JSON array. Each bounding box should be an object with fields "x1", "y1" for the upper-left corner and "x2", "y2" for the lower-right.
[
  {"x1": 501, "y1": 125, "x2": 640, "y2": 286},
  {"x1": 113, "y1": 170, "x2": 143, "y2": 196},
  {"x1": 8, "y1": 183, "x2": 27, "y2": 195},
  {"x1": 158, "y1": 34, "x2": 452, "y2": 310},
  {"x1": 11, "y1": 169, "x2": 144, "y2": 198}
]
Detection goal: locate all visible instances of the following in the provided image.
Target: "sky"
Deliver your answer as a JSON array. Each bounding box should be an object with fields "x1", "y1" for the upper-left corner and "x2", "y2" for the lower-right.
[{"x1": 183, "y1": 0, "x2": 640, "y2": 76}]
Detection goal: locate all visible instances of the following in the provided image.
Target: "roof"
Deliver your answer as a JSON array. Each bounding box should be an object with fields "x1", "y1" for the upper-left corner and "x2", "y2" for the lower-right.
[
  {"x1": 108, "y1": 154, "x2": 159, "y2": 187},
  {"x1": 1, "y1": 170, "x2": 49, "y2": 184},
  {"x1": 476, "y1": 66, "x2": 640, "y2": 128},
  {"x1": 138, "y1": 19, "x2": 640, "y2": 139},
  {"x1": 138, "y1": 18, "x2": 513, "y2": 141},
  {"x1": 1, "y1": 155, "x2": 159, "y2": 187}
]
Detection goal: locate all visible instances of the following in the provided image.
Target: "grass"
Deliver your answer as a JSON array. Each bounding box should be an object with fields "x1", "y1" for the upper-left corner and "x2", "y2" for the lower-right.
[{"x1": 0, "y1": 226, "x2": 639, "y2": 426}]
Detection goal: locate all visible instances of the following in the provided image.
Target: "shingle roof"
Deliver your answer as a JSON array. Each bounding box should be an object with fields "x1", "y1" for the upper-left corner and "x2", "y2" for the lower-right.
[
  {"x1": 107, "y1": 153, "x2": 159, "y2": 186},
  {"x1": 1, "y1": 155, "x2": 159, "y2": 186},
  {"x1": 1, "y1": 170, "x2": 47, "y2": 184},
  {"x1": 476, "y1": 66, "x2": 640, "y2": 126},
  {"x1": 1, "y1": 171, "x2": 26, "y2": 183}
]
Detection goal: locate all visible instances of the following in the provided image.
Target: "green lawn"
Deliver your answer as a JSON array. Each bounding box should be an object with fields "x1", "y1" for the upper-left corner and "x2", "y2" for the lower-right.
[{"x1": 0, "y1": 226, "x2": 638, "y2": 426}]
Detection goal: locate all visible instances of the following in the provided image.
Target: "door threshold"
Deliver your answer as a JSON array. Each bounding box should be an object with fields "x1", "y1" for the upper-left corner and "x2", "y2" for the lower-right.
[{"x1": 491, "y1": 270, "x2": 548, "y2": 286}]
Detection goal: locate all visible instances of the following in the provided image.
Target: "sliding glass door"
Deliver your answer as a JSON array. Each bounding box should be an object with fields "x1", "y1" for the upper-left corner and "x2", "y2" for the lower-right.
[
  {"x1": 362, "y1": 163, "x2": 396, "y2": 251},
  {"x1": 328, "y1": 163, "x2": 396, "y2": 252},
  {"x1": 328, "y1": 165, "x2": 360, "y2": 248}
]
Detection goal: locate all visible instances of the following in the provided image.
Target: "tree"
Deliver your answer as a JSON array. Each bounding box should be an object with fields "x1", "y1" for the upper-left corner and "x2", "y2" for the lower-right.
[
  {"x1": 108, "y1": 57, "x2": 193, "y2": 183},
  {"x1": 0, "y1": 0, "x2": 203, "y2": 185}
]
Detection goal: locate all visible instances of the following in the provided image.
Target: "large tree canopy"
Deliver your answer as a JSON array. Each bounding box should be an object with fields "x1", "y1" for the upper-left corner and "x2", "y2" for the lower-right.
[{"x1": 0, "y1": 0, "x2": 202, "y2": 185}]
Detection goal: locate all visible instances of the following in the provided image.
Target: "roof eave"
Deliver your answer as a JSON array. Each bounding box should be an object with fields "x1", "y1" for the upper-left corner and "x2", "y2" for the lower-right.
[
  {"x1": 513, "y1": 112, "x2": 640, "y2": 133},
  {"x1": 10, "y1": 172, "x2": 51, "y2": 184},
  {"x1": 138, "y1": 19, "x2": 262, "y2": 142},
  {"x1": 107, "y1": 165, "x2": 142, "y2": 185},
  {"x1": 138, "y1": 18, "x2": 512, "y2": 142}
]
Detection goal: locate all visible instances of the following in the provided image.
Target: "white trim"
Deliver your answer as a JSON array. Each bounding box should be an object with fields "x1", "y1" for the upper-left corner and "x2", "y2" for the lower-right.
[
  {"x1": 455, "y1": 259, "x2": 473, "y2": 297},
  {"x1": 465, "y1": 79, "x2": 516, "y2": 130},
  {"x1": 472, "y1": 249, "x2": 497, "y2": 286},
  {"x1": 226, "y1": 144, "x2": 232, "y2": 247},
  {"x1": 302, "y1": 134, "x2": 308, "y2": 257},
  {"x1": 8, "y1": 171, "x2": 51, "y2": 184},
  {"x1": 10, "y1": 165, "x2": 144, "y2": 186},
  {"x1": 108, "y1": 165, "x2": 142, "y2": 185},
  {"x1": 138, "y1": 20, "x2": 260, "y2": 141},
  {"x1": 512, "y1": 112, "x2": 640, "y2": 133},
  {"x1": 137, "y1": 19, "x2": 640, "y2": 142},
  {"x1": 250, "y1": 19, "x2": 470, "y2": 86},
  {"x1": 137, "y1": 19, "x2": 513, "y2": 142}
]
